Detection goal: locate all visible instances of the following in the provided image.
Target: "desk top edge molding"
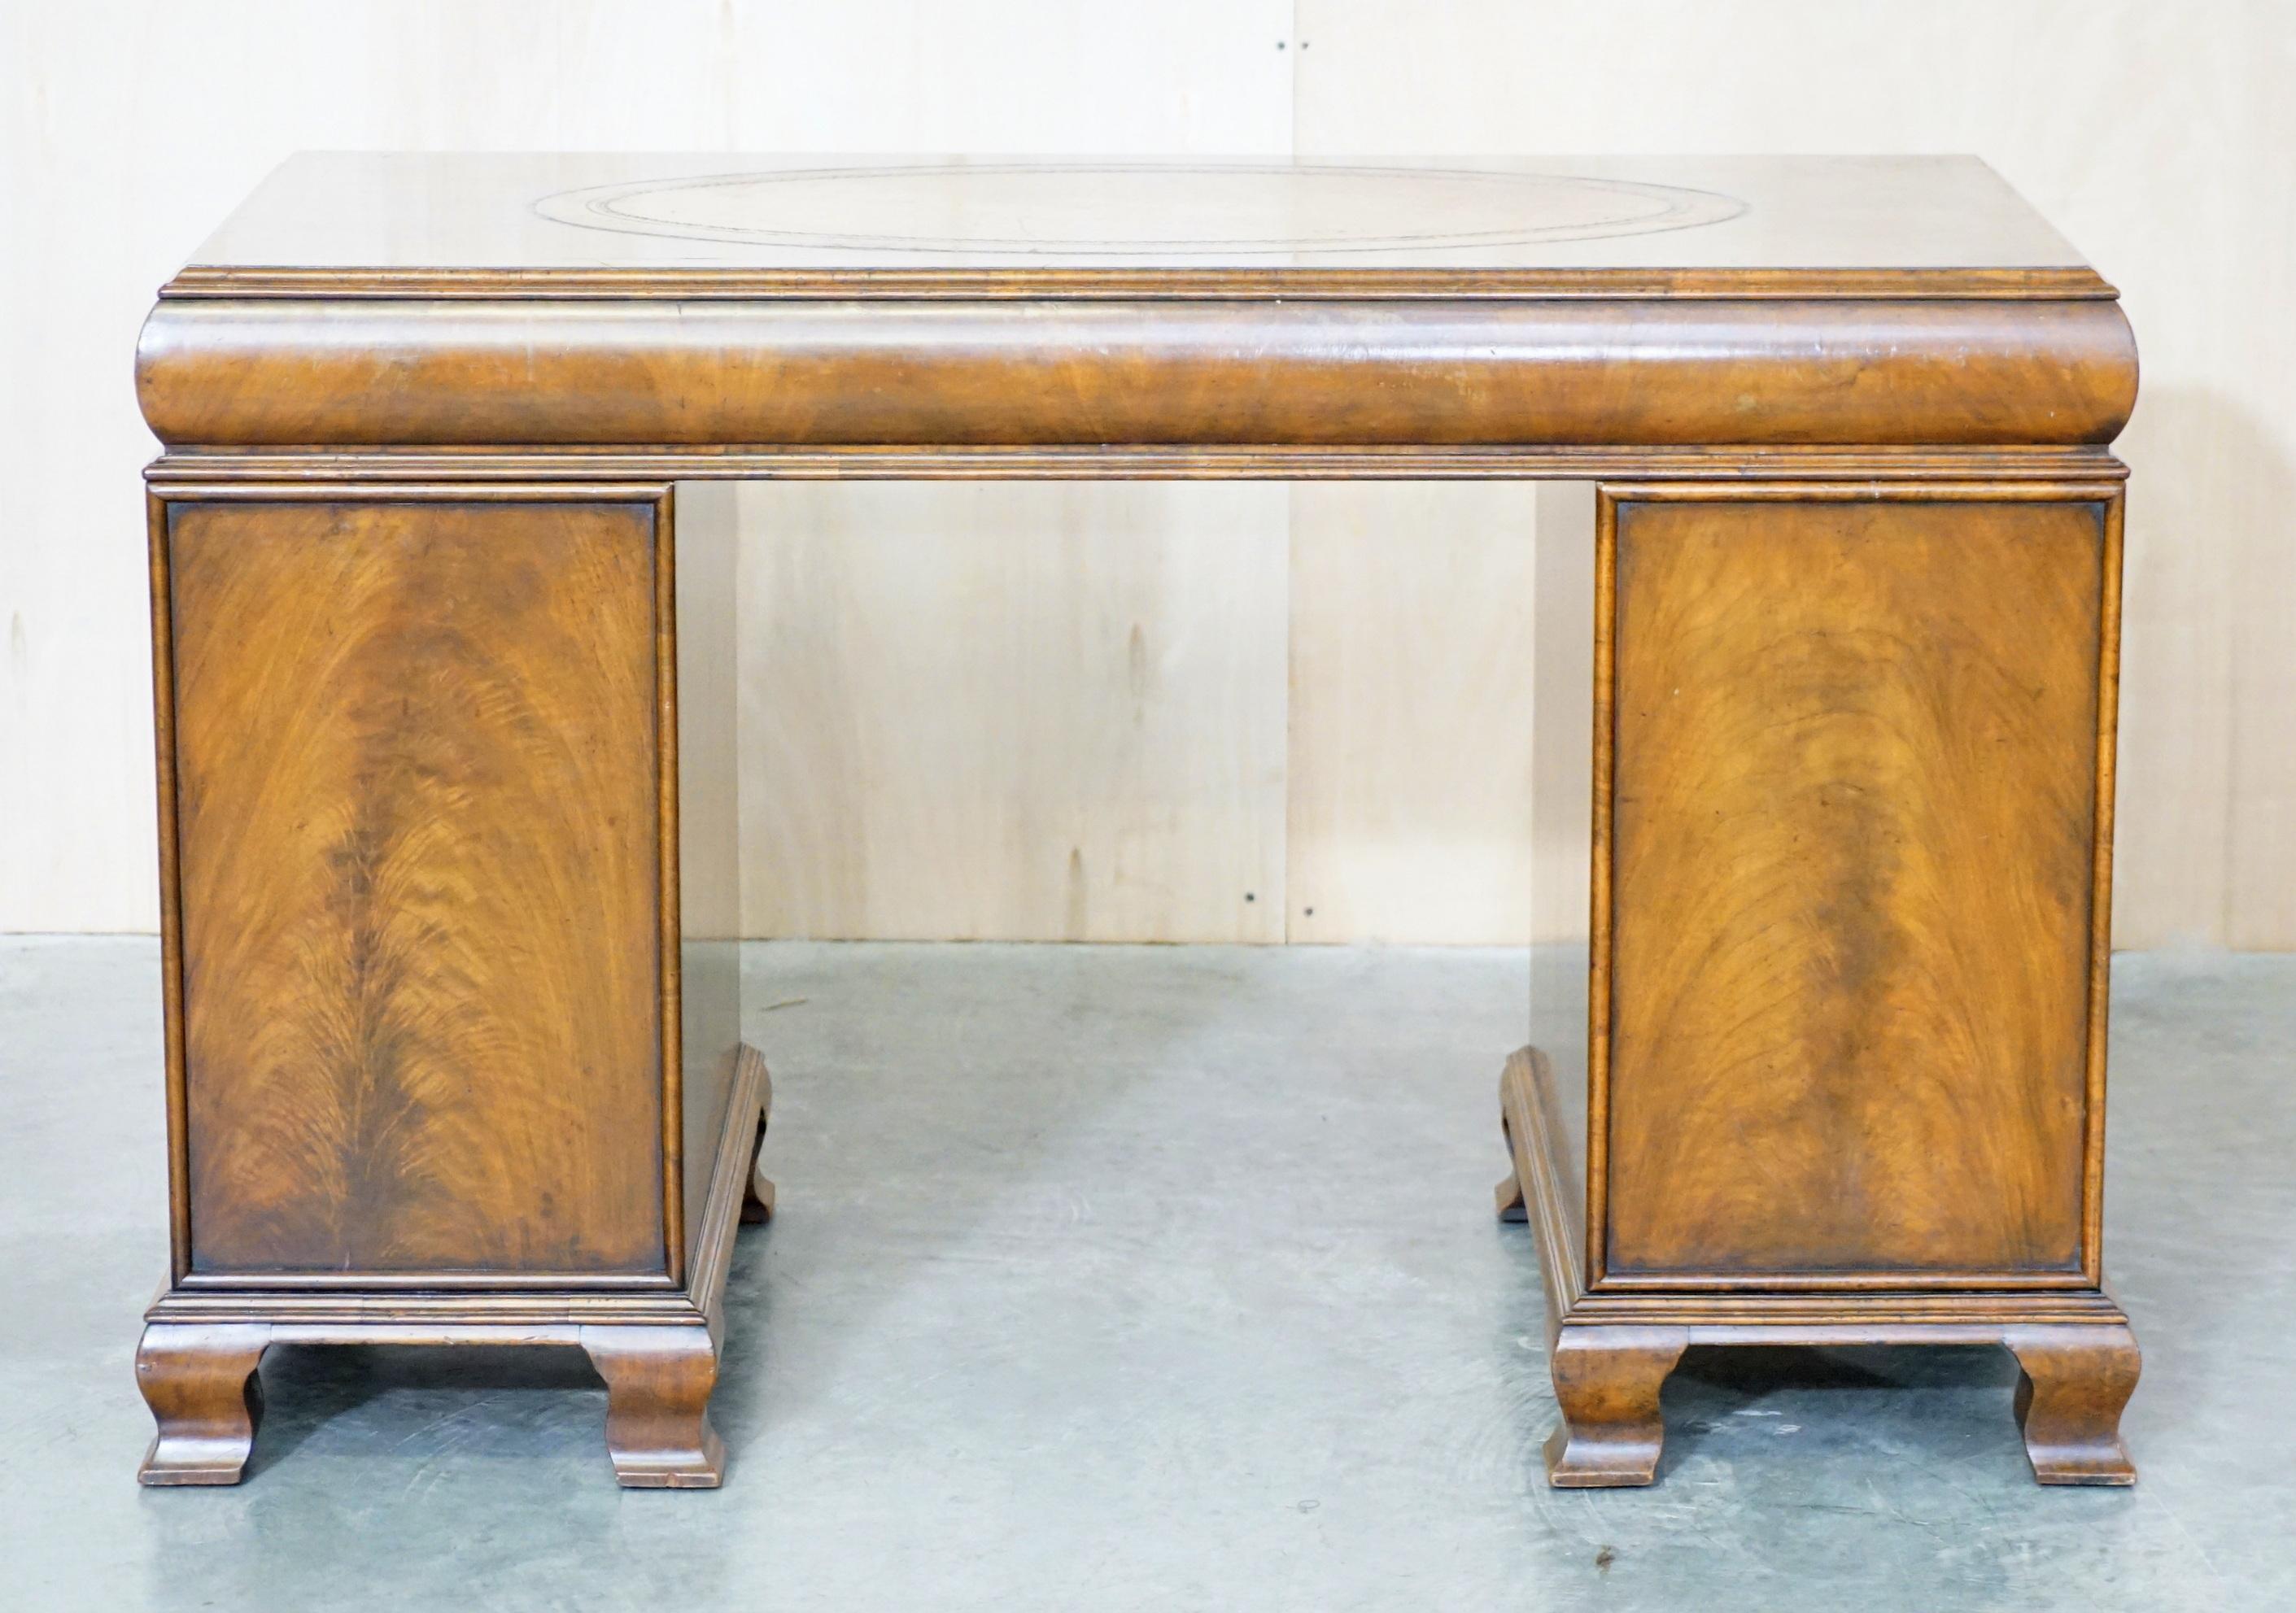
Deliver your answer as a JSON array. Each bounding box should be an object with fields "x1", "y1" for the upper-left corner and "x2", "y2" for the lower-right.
[
  {"x1": 134, "y1": 296, "x2": 2137, "y2": 452},
  {"x1": 138, "y1": 153, "x2": 2134, "y2": 456},
  {"x1": 156, "y1": 264, "x2": 2119, "y2": 301}
]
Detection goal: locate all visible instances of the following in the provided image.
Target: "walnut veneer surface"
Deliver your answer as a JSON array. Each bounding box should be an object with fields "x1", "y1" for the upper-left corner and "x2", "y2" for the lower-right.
[
  {"x1": 1604, "y1": 496, "x2": 2105, "y2": 1283},
  {"x1": 168, "y1": 499, "x2": 667, "y2": 1279},
  {"x1": 135, "y1": 154, "x2": 2141, "y2": 1490}
]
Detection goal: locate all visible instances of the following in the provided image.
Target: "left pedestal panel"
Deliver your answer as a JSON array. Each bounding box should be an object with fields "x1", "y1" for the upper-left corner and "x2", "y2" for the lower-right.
[{"x1": 138, "y1": 486, "x2": 756, "y2": 1487}]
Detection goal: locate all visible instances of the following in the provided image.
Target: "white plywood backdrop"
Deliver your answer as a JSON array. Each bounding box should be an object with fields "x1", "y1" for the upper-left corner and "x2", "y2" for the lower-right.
[
  {"x1": 2, "y1": 1, "x2": 2290, "y2": 947},
  {"x1": 738, "y1": 482, "x2": 1290, "y2": 943}
]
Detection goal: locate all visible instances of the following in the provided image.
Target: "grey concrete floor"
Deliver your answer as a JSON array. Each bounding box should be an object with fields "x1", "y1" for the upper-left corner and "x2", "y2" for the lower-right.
[{"x1": 0, "y1": 939, "x2": 2290, "y2": 1610}]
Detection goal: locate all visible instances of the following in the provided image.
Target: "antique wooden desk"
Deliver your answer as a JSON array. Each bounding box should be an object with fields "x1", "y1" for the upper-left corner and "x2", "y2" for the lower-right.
[{"x1": 133, "y1": 155, "x2": 2139, "y2": 1489}]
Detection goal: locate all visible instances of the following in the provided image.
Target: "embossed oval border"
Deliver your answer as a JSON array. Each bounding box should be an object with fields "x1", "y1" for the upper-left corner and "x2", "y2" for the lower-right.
[{"x1": 530, "y1": 161, "x2": 1752, "y2": 256}]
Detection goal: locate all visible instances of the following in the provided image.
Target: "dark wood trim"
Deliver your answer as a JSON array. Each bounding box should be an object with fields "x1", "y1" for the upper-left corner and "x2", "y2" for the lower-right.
[
  {"x1": 1591, "y1": 479, "x2": 2129, "y2": 503},
  {"x1": 146, "y1": 1293, "x2": 715, "y2": 1327},
  {"x1": 1587, "y1": 481, "x2": 2122, "y2": 1297},
  {"x1": 146, "y1": 493, "x2": 193, "y2": 1284},
  {"x1": 687, "y1": 1044, "x2": 769, "y2": 1342},
  {"x1": 1568, "y1": 1294, "x2": 2134, "y2": 1330},
  {"x1": 158, "y1": 264, "x2": 2119, "y2": 303},
  {"x1": 149, "y1": 483, "x2": 683, "y2": 1293},
  {"x1": 147, "y1": 479, "x2": 675, "y2": 500},
  {"x1": 1496, "y1": 1048, "x2": 1584, "y2": 1328},
  {"x1": 2084, "y1": 495, "x2": 2127, "y2": 1284},
  {"x1": 168, "y1": 1271, "x2": 683, "y2": 1293},
  {"x1": 145, "y1": 446, "x2": 2132, "y2": 486},
  {"x1": 1588, "y1": 1271, "x2": 2102, "y2": 1294},
  {"x1": 653, "y1": 486, "x2": 683, "y2": 1286},
  {"x1": 1587, "y1": 495, "x2": 1618, "y2": 1289}
]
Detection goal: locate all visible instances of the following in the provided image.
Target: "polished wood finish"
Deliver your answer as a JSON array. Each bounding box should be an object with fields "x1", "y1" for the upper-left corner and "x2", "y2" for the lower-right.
[
  {"x1": 142, "y1": 446, "x2": 2126, "y2": 485},
  {"x1": 134, "y1": 1323, "x2": 269, "y2": 1485},
  {"x1": 138, "y1": 153, "x2": 2141, "y2": 1490},
  {"x1": 1602, "y1": 492, "x2": 2108, "y2": 1284},
  {"x1": 1498, "y1": 1050, "x2": 1590, "y2": 1324},
  {"x1": 136, "y1": 1042, "x2": 770, "y2": 1487},
  {"x1": 141, "y1": 473, "x2": 770, "y2": 1484},
  {"x1": 1495, "y1": 480, "x2": 2134, "y2": 1483},
  {"x1": 134, "y1": 298, "x2": 2135, "y2": 450},
  {"x1": 583, "y1": 1324, "x2": 726, "y2": 1488},
  {"x1": 167, "y1": 154, "x2": 2101, "y2": 288},
  {"x1": 138, "y1": 157, "x2": 2135, "y2": 451},
  {"x1": 1544, "y1": 1327, "x2": 1688, "y2": 1488},
  {"x1": 2006, "y1": 1323, "x2": 2143, "y2": 1485},
  {"x1": 1498, "y1": 1051, "x2": 2140, "y2": 1484},
  {"x1": 166, "y1": 497, "x2": 666, "y2": 1280},
  {"x1": 1495, "y1": 1048, "x2": 1581, "y2": 1325}
]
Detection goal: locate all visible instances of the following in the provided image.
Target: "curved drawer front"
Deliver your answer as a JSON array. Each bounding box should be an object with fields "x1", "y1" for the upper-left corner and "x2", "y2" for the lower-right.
[{"x1": 137, "y1": 296, "x2": 2135, "y2": 450}]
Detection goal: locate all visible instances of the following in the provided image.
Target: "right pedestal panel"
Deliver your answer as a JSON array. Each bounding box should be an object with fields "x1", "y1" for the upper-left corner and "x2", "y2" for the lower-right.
[{"x1": 1592, "y1": 489, "x2": 2117, "y2": 1288}]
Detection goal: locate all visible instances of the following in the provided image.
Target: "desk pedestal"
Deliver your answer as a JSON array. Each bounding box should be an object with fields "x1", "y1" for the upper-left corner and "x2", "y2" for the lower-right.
[
  {"x1": 1497, "y1": 486, "x2": 2137, "y2": 1487},
  {"x1": 135, "y1": 486, "x2": 766, "y2": 1488}
]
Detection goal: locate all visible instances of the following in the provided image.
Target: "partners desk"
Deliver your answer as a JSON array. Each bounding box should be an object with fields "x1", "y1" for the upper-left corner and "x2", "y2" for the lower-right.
[{"x1": 131, "y1": 155, "x2": 2141, "y2": 1489}]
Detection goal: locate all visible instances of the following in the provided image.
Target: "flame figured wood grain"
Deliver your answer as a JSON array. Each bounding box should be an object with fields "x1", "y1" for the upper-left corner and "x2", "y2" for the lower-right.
[
  {"x1": 1600, "y1": 494, "x2": 2111, "y2": 1284},
  {"x1": 166, "y1": 499, "x2": 666, "y2": 1279},
  {"x1": 129, "y1": 153, "x2": 2149, "y2": 1490}
]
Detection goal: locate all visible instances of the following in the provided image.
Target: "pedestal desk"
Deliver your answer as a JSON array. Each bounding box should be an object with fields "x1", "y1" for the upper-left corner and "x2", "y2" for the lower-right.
[{"x1": 133, "y1": 155, "x2": 2140, "y2": 1489}]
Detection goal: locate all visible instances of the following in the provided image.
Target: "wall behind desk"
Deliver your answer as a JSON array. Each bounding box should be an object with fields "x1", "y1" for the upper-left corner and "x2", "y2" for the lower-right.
[{"x1": 4, "y1": 2, "x2": 2289, "y2": 946}]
